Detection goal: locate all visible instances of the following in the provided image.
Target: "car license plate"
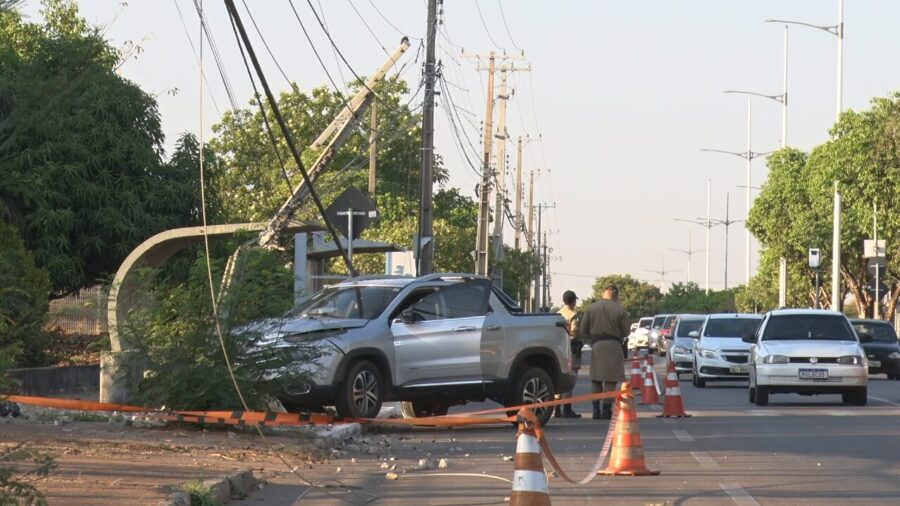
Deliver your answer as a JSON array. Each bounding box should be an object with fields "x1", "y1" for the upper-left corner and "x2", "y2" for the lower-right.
[
  {"x1": 729, "y1": 365, "x2": 748, "y2": 374},
  {"x1": 799, "y1": 368, "x2": 828, "y2": 380},
  {"x1": 869, "y1": 360, "x2": 881, "y2": 368}
]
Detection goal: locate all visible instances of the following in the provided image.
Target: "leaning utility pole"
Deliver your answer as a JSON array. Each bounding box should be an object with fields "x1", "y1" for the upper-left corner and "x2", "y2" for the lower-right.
[
  {"x1": 417, "y1": 0, "x2": 438, "y2": 275},
  {"x1": 514, "y1": 136, "x2": 524, "y2": 250},
  {"x1": 368, "y1": 102, "x2": 377, "y2": 196},
  {"x1": 526, "y1": 169, "x2": 535, "y2": 250},
  {"x1": 473, "y1": 52, "x2": 495, "y2": 276}
]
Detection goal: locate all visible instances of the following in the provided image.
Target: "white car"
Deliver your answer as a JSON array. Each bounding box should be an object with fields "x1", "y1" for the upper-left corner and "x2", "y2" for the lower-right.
[
  {"x1": 691, "y1": 313, "x2": 763, "y2": 387},
  {"x1": 627, "y1": 317, "x2": 654, "y2": 350},
  {"x1": 746, "y1": 309, "x2": 871, "y2": 406},
  {"x1": 667, "y1": 314, "x2": 705, "y2": 377}
]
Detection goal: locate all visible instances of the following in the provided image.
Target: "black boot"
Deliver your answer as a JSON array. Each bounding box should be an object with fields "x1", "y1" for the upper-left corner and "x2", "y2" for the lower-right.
[
  {"x1": 563, "y1": 406, "x2": 581, "y2": 419},
  {"x1": 592, "y1": 401, "x2": 601, "y2": 420},
  {"x1": 600, "y1": 403, "x2": 613, "y2": 419},
  {"x1": 554, "y1": 406, "x2": 563, "y2": 418}
]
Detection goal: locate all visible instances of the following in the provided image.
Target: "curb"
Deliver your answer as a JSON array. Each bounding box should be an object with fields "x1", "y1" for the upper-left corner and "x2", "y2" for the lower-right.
[
  {"x1": 312, "y1": 422, "x2": 362, "y2": 449},
  {"x1": 158, "y1": 469, "x2": 257, "y2": 506}
]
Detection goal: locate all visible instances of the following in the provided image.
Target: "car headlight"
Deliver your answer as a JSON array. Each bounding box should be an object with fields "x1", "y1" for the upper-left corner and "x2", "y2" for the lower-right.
[
  {"x1": 762, "y1": 355, "x2": 789, "y2": 364},
  {"x1": 673, "y1": 346, "x2": 690, "y2": 355},
  {"x1": 837, "y1": 355, "x2": 863, "y2": 365},
  {"x1": 888, "y1": 352, "x2": 900, "y2": 360},
  {"x1": 697, "y1": 348, "x2": 718, "y2": 359}
]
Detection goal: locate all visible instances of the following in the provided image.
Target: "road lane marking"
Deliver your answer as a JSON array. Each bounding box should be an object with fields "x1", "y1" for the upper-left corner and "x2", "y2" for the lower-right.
[
  {"x1": 870, "y1": 396, "x2": 900, "y2": 407},
  {"x1": 691, "y1": 451, "x2": 720, "y2": 469},
  {"x1": 745, "y1": 410, "x2": 779, "y2": 416},
  {"x1": 673, "y1": 430, "x2": 694, "y2": 443},
  {"x1": 820, "y1": 410, "x2": 856, "y2": 416},
  {"x1": 719, "y1": 482, "x2": 760, "y2": 506}
]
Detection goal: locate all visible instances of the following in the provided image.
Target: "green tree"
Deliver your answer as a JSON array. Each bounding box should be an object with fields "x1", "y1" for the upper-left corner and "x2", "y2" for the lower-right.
[
  {"x1": 0, "y1": 221, "x2": 51, "y2": 367},
  {"x1": 587, "y1": 274, "x2": 663, "y2": 320},
  {"x1": 499, "y1": 246, "x2": 541, "y2": 306},
  {"x1": 748, "y1": 93, "x2": 900, "y2": 318},
  {"x1": 662, "y1": 282, "x2": 737, "y2": 314},
  {"x1": 0, "y1": 1, "x2": 198, "y2": 297}
]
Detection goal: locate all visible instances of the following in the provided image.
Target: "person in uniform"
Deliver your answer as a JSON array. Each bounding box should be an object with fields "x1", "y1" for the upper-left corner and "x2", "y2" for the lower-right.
[
  {"x1": 554, "y1": 290, "x2": 582, "y2": 418},
  {"x1": 579, "y1": 284, "x2": 630, "y2": 419}
]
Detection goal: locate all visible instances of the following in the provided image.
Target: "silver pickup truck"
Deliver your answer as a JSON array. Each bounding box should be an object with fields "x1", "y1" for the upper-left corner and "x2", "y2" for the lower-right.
[{"x1": 263, "y1": 273, "x2": 575, "y2": 425}]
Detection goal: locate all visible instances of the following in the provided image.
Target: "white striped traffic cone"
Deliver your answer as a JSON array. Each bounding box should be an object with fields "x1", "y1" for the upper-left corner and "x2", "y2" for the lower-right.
[{"x1": 510, "y1": 408, "x2": 551, "y2": 506}]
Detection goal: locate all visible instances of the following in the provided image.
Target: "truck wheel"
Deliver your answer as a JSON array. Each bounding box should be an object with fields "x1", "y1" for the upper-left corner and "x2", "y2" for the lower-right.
[
  {"x1": 335, "y1": 360, "x2": 383, "y2": 419},
  {"x1": 400, "y1": 401, "x2": 450, "y2": 418},
  {"x1": 508, "y1": 367, "x2": 555, "y2": 426}
]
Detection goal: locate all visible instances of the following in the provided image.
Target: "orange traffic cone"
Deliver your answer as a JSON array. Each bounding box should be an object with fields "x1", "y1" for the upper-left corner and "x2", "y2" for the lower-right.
[
  {"x1": 510, "y1": 408, "x2": 551, "y2": 506},
  {"x1": 599, "y1": 384, "x2": 660, "y2": 476},
  {"x1": 639, "y1": 355, "x2": 660, "y2": 405},
  {"x1": 629, "y1": 354, "x2": 643, "y2": 391},
  {"x1": 659, "y1": 360, "x2": 691, "y2": 418}
]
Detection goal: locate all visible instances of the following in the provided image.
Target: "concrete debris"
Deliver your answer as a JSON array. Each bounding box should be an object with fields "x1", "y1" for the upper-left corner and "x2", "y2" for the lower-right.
[
  {"x1": 350, "y1": 458, "x2": 358, "y2": 464},
  {"x1": 336, "y1": 467, "x2": 342, "y2": 473},
  {"x1": 385, "y1": 472, "x2": 399, "y2": 480},
  {"x1": 438, "y1": 458, "x2": 449, "y2": 469},
  {"x1": 380, "y1": 462, "x2": 389, "y2": 469},
  {"x1": 502, "y1": 456, "x2": 513, "y2": 462},
  {"x1": 547, "y1": 470, "x2": 558, "y2": 479},
  {"x1": 413, "y1": 459, "x2": 434, "y2": 470}
]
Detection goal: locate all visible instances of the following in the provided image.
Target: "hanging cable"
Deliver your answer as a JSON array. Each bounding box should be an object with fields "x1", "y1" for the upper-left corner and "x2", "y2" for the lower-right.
[{"x1": 496, "y1": 0, "x2": 521, "y2": 51}]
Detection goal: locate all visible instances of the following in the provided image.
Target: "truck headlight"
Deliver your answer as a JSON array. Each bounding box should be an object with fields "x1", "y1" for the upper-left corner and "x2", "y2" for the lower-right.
[
  {"x1": 762, "y1": 355, "x2": 789, "y2": 365},
  {"x1": 888, "y1": 352, "x2": 900, "y2": 360},
  {"x1": 837, "y1": 355, "x2": 863, "y2": 365}
]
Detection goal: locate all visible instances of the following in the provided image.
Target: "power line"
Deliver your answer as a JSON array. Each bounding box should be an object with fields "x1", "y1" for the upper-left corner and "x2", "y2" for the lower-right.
[
  {"x1": 474, "y1": 0, "x2": 505, "y2": 50},
  {"x1": 346, "y1": 0, "x2": 390, "y2": 55},
  {"x1": 496, "y1": 0, "x2": 521, "y2": 51},
  {"x1": 171, "y1": 0, "x2": 222, "y2": 115},
  {"x1": 366, "y1": 0, "x2": 423, "y2": 39},
  {"x1": 240, "y1": 0, "x2": 296, "y2": 90}
]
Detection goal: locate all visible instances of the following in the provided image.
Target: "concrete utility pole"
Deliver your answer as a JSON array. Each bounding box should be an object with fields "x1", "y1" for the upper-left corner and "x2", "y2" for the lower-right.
[
  {"x1": 514, "y1": 136, "x2": 524, "y2": 251},
  {"x1": 416, "y1": 0, "x2": 438, "y2": 275},
  {"x1": 368, "y1": 102, "x2": 377, "y2": 196},
  {"x1": 467, "y1": 51, "x2": 529, "y2": 279},
  {"x1": 526, "y1": 169, "x2": 535, "y2": 250},
  {"x1": 491, "y1": 69, "x2": 510, "y2": 286},
  {"x1": 542, "y1": 231, "x2": 549, "y2": 310},
  {"x1": 473, "y1": 52, "x2": 495, "y2": 276},
  {"x1": 531, "y1": 203, "x2": 555, "y2": 311}
]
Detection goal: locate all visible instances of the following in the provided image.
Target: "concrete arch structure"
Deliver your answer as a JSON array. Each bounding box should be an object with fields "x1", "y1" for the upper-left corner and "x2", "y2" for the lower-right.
[{"x1": 106, "y1": 222, "x2": 323, "y2": 353}]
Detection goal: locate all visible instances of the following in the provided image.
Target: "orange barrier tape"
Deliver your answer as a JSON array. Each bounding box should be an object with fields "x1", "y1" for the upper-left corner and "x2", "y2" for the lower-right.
[{"x1": 4, "y1": 389, "x2": 623, "y2": 428}]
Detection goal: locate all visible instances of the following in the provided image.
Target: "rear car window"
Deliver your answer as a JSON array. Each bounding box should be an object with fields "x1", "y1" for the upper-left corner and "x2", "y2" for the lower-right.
[
  {"x1": 704, "y1": 318, "x2": 762, "y2": 338},
  {"x1": 652, "y1": 315, "x2": 666, "y2": 329},
  {"x1": 639, "y1": 318, "x2": 653, "y2": 329},
  {"x1": 852, "y1": 322, "x2": 898, "y2": 343},
  {"x1": 762, "y1": 315, "x2": 855, "y2": 341}
]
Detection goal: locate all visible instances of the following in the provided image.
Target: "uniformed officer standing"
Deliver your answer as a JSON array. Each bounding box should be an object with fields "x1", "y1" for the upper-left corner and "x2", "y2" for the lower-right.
[
  {"x1": 579, "y1": 284, "x2": 630, "y2": 419},
  {"x1": 554, "y1": 290, "x2": 582, "y2": 418}
]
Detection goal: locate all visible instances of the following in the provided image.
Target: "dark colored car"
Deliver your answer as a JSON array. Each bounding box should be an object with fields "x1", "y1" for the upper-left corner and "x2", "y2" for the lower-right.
[
  {"x1": 850, "y1": 319, "x2": 900, "y2": 379},
  {"x1": 658, "y1": 314, "x2": 679, "y2": 356}
]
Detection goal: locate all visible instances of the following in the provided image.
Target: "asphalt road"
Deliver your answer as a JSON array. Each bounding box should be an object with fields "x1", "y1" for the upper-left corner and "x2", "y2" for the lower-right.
[{"x1": 235, "y1": 352, "x2": 900, "y2": 505}]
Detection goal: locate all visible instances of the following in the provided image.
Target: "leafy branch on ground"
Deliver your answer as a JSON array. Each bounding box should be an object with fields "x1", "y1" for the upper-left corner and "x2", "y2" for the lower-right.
[{"x1": 0, "y1": 443, "x2": 56, "y2": 506}]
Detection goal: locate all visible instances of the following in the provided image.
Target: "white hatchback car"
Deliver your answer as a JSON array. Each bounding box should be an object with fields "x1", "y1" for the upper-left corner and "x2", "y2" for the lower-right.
[
  {"x1": 691, "y1": 313, "x2": 763, "y2": 387},
  {"x1": 746, "y1": 309, "x2": 871, "y2": 406}
]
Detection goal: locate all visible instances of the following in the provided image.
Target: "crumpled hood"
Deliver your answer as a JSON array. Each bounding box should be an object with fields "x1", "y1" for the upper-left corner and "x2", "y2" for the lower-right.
[
  {"x1": 242, "y1": 316, "x2": 369, "y2": 346},
  {"x1": 760, "y1": 340, "x2": 861, "y2": 357}
]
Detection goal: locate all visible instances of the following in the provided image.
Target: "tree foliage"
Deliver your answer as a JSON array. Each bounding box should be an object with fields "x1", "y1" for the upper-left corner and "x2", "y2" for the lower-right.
[
  {"x1": 500, "y1": 246, "x2": 542, "y2": 306},
  {"x1": 0, "y1": 221, "x2": 51, "y2": 368},
  {"x1": 0, "y1": 1, "x2": 200, "y2": 297},
  {"x1": 122, "y1": 246, "x2": 307, "y2": 410},
  {"x1": 0, "y1": 443, "x2": 56, "y2": 506},
  {"x1": 585, "y1": 274, "x2": 663, "y2": 319},
  {"x1": 661, "y1": 282, "x2": 736, "y2": 314},
  {"x1": 748, "y1": 93, "x2": 900, "y2": 318}
]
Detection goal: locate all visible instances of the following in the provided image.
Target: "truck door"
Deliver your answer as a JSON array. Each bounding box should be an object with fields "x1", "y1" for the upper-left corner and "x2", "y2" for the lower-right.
[{"x1": 391, "y1": 279, "x2": 491, "y2": 386}]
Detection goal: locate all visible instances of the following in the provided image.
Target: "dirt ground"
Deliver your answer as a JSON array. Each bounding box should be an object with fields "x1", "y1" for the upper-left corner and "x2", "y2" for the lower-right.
[{"x1": 0, "y1": 410, "x2": 329, "y2": 505}]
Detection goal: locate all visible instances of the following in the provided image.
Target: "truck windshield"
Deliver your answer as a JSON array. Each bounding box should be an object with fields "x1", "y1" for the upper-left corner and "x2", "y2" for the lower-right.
[{"x1": 291, "y1": 285, "x2": 402, "y2": 320}]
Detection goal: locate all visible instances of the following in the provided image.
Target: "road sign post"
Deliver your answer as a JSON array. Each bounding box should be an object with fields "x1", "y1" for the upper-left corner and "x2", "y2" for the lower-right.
[{"x1": 864, "y1": 239, "x2": 887, "y2": 319}]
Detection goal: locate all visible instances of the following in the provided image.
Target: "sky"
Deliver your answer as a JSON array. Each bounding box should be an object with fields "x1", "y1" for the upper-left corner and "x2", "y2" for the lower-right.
[{"x1": 20, "y1": 0, "x2": 900, "y2": 307}]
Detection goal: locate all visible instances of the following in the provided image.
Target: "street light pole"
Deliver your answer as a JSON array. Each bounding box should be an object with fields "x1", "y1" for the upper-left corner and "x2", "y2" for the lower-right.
[
  {"x1": 766, "y1": 0, "x2": 843, "y2": 121},
  {"x1": 670, "y1": 230, "x2": 705, "y2": 284}
]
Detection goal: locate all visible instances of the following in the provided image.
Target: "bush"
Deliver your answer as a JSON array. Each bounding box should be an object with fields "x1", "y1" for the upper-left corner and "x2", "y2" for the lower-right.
[
  {"x1": 0, "y1": 221, "x2": 52, "y2": 368},
  {"x1": 0, "y1": 444, "x2": 56, "y2": 506},
  {"x1": 122, "y1": 246, "x2": 314, "y2": 411}
]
